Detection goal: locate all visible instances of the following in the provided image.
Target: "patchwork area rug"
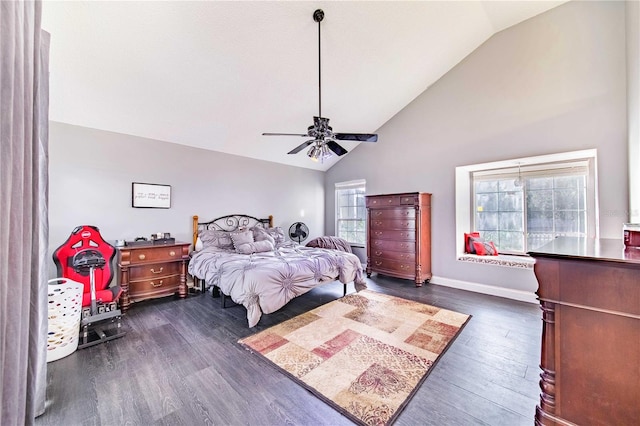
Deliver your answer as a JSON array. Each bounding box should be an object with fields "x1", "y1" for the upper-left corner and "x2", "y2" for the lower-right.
[{"x1": 238, "y1": 290, "x2": 470, "y2": 426}]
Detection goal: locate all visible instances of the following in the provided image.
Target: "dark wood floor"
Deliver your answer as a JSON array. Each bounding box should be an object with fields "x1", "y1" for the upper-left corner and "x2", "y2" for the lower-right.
[{"x1": 36, "y1": 276, "x2": 542, "y2": 426}]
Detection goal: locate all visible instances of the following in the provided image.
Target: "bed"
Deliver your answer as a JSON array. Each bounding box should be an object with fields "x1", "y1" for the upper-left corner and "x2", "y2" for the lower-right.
[{"x1": 188, "y1": 214, "x2": 367, "y2": 327}]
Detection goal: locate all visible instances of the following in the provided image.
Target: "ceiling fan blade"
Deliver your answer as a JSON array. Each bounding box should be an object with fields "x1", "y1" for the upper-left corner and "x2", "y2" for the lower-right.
[
  {"x1": 334, "y1": 133, "x2": 378, "y2": 142},
  {"x1": 326, "y1": 140, "x2": 348, "y2": 156},
  {"x1": 288, "y1": 140, "x2": 314, "y2": 154},
  {"x1": 263, "y1": 132, "x2": 309, "y2": 137}
]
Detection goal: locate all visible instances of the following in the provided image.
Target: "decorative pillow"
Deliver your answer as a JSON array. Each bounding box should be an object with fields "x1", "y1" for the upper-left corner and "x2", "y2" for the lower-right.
[
  {"x1": 235, "y1": 240, "x2": 275, "y2": 254},
  {"x1": 230, "y1": 230, "x2": 254, "y2": 249},
  {"x1": 265, "y1": 227, "x2": 286, "y2": 247},
  {"x1": 472, "y1": 240, "x2": 499, "y2": 256},
  {"x1": 194, "y1": 236, "x2": 204, "y2": 252},
  {"x1": 464, "y1": 232, "x2": 481, "y2": 254},
  {"x1": 199, "y1": 229, "x2": 234, "y2": 251},
  {"x1": 250, "y1": 226, "x2": 275, "y2": 246}
]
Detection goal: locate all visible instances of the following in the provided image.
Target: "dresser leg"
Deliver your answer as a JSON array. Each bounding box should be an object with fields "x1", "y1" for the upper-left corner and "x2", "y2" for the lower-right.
[
  {"x1": 178, "y1": 260, "x2": 187, "y2": 298},
  {"x1": 120, "y1": 267, "x2": 130, "y2": 314}
]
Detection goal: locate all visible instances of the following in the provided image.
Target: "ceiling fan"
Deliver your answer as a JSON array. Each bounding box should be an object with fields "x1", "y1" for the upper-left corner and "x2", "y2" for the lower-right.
[{"x1": 262, "y1": 9, "x2": 378, "y2": 162}]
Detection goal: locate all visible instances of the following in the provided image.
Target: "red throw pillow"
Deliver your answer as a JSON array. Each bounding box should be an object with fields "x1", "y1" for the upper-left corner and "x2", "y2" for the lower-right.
[
  {"x1": 472, "y1": 240, "x2": 499, "y2": 256},
  {"x1": 464, "y1": 232, "x2": 481, "y2": 253}
]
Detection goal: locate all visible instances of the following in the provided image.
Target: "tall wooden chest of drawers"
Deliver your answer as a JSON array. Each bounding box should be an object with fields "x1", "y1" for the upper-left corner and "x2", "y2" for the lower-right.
[
  {"x1": 117, "y1": 242, "x2": 190, "y2": 313},
  {"x1": 365, "y1": 192, "x2": 432, "y2": 286}
]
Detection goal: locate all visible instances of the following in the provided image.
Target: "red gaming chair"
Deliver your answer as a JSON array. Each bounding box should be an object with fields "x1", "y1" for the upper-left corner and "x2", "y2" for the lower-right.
[{"x1": 53, "y1": 225, "x2": 125, "y2": 348}]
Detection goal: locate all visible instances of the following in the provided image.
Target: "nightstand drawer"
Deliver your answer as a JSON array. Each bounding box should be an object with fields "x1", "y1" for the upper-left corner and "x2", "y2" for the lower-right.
[
  {"x1": 129, "y1": 275, "x2": 180, "y2": 301},
  {"x1": 128, "y1": 262, "x2": 181, "y2": 281},
  {"x1": 126, "y1": 246, "x2": 183, "y2": 264}
]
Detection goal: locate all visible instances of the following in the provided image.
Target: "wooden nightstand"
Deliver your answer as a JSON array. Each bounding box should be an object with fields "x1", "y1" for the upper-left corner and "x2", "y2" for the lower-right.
[{"x1": 117, "y1": 242, "x2": 190, "y2": 313}]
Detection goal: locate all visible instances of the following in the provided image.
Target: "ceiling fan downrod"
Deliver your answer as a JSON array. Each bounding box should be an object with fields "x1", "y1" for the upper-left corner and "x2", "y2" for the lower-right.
[{"x1": 314, "y1": 9, "x2": 324, "y2": 119}]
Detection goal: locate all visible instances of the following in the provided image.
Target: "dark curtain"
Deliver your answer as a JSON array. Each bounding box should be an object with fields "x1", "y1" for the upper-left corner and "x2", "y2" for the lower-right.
[{"x1": 0, "y1": 1, "x2": 49, "y2": 423}]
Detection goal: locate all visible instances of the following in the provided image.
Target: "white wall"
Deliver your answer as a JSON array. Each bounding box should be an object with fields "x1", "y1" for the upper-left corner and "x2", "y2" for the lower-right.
[
  {"x1": 49, "y1": 122, "x2": 325, "y2": 277},
  {"x1": 628, "y1": 0, "x2": 640, "y2": 223},
  {"x1": 325, "y1": 1, "x2": 628, "y2": 300}
]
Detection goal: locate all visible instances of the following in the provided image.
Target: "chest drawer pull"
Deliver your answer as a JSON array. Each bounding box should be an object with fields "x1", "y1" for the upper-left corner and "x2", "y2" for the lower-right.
[
  {"x1": 375, "y1": 261, "x2": 383, "y2": 266},
  {"x1": 375, "y1": 211, "x2": 383, "y2": 216},
  {"x1": 150, "y1": 267, "x2": 164, "y2": 274},
  {"x1": 375, "y1": 251, "x2": 383, "y2": 256},
  {"x1": 151, "y1": 280, "x2": 163, "y2": 288},
  {"x1": 169, "y1": 250, "x2": 176, "y2": 257},
  {"x1": 375, "y1": 231, "x2": 383, "y2": 236},
  {"x1": 400, "y1": 265, "x2": 409, "y2": 270},
  {"x1": 138, "y1": 254, "x2": 146, "y2": 260}
]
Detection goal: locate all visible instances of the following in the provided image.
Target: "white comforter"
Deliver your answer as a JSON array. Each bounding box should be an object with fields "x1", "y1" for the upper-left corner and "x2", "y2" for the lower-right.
[{"x1": 188, "y1": 244, "x2": 367, "y2": 327}]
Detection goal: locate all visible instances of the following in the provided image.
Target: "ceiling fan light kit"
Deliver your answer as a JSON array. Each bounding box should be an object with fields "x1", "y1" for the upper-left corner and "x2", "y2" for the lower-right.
[{"x1": 262, "y1": 9, "x2": 378, "y2": 162}]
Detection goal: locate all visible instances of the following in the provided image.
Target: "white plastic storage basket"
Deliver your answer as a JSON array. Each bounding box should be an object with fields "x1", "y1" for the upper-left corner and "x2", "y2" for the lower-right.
[{"x1": 47, "y1": 278, "x2": 84, "y2": 362}]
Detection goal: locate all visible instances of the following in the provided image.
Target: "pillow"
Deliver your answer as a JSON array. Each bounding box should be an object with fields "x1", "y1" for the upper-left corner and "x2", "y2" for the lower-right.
[
  {"x1": 265, "y1": 227, "x2": 286, "y2": 247},
  {"x1": 250, "y1": 226, "x2": 275, "y2": 246},
  {"x1": 464, "y1": 232, "x2": 481, "y2": 254},
  {"x1": 472, "y1": 240, "x2": 499, "y2": 256},
  {"x1": 235, "y1": 240, "x2": 275, "y2": 254},
  {"x1": 194, "y1": 236, "x2": 204, "y2": 252},
  {"x1": 230, "y1": 230, "x2": 254, "y2": 249},
  {"x1": 199, "y1": 229, "x2": 234, "y2": 251}
]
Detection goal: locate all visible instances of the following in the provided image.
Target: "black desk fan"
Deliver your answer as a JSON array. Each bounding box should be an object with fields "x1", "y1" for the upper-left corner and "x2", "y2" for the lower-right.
[{"x1": 289, "y1": 222, "x2": 309, "y2": 244}]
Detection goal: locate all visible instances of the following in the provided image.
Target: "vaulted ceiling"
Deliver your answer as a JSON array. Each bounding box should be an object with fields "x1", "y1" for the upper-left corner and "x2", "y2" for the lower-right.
[{"x1": 42, "y1": 1, "x2": 567, "y2": 171}]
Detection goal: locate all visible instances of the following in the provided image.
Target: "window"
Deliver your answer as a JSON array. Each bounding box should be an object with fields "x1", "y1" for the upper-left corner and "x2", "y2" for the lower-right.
[
  {"x1": 335, "y1": 180, "x2": 366, "y2": 246},
  {"x1": 456, "y1": 150, "x2": 598, "y2": 256}
]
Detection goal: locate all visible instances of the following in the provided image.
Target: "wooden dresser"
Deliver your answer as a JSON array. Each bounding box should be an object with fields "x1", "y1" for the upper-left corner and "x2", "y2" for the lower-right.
[
  {"x1": 529, "y1": 238, "x2": 640, "y2": 426},
  {"x1": 365, "y1": 192, "x2": 432, "y2": 286},
  {"x1": 117, "y1": 242, "x2": 190, "y2": 313}
]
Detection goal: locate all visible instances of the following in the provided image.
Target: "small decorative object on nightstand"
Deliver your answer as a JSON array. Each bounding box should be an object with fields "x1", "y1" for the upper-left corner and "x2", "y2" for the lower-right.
[{"x1": 117, "y1": 241, "x2": 190, "y2": 312}]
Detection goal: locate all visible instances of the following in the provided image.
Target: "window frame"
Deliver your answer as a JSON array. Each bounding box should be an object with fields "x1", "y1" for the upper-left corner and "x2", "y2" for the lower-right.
[
  {"x1": 455, "y1": 149, "x2": 599, "y2": 258},
  {"x1": 335, "y1": 179, "x2": 366, "y2": 246}
]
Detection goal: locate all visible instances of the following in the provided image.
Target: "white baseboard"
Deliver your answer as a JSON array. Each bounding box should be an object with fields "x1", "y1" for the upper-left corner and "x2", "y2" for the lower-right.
[{"x1": 431, "y1": 275, "x2": 538, "y2": 304}]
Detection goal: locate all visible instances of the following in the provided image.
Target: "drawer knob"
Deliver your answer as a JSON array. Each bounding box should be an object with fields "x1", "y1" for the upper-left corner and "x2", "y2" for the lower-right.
[
  {"x1": 387, "y1": 199, "x2": 393, "y2": 203},
  {"x1": 375, "y1": 231, "x2": 383, "y2": 236},
  {"x1": 138, "y1": 254, "x2": 146, "y2": 260},
  {"x1": 150, "y1": 267, "x2": 164, "y2": 274},
  {"x1": 151, "y1": 280, "x2": 163, "y2": 288},
  {"x1": 169, "y1": 250, "x2": 176, "y2": 257}
]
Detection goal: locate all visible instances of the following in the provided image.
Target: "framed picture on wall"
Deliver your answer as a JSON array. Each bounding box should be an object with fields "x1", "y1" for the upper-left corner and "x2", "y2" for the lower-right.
[{"x1": 132, "y1": 182, "x2": 171, "y2": 208}]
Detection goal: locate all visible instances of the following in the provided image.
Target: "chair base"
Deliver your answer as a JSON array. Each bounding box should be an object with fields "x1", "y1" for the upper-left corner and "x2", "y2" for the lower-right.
[{"x1": 78, "y1": 312, "x2": 126, "y2": 350}]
